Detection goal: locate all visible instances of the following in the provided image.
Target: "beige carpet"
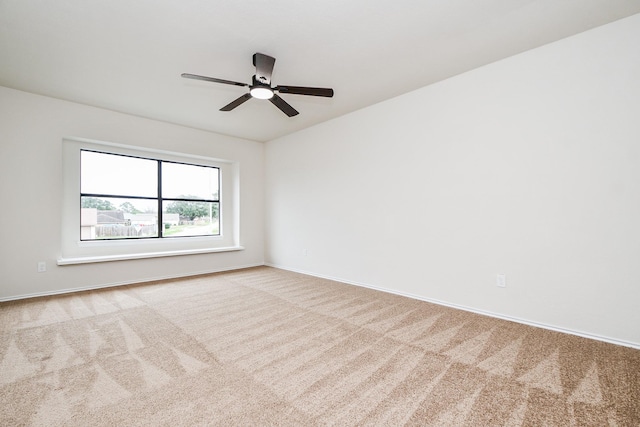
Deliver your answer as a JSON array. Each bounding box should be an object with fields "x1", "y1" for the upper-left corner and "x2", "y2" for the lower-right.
[{"x1": 1, "y1": 266, "x2": 639, "y2": 426}]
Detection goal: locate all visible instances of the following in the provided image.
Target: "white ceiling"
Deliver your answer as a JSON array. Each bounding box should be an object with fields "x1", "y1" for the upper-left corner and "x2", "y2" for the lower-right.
[{"x1": 1, "y1": 1, "x2": 639, "y2": 142}]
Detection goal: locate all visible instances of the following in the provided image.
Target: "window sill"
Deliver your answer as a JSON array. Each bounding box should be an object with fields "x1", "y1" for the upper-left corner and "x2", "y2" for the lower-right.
[{"x1": 57, "y1": 246, "x2": 244, "y2": 265}]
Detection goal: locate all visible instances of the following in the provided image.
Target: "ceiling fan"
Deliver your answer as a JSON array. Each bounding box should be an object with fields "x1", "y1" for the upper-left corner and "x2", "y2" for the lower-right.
[{"x1": 182, "y1": 53, "x2": 334, "y2": 117}]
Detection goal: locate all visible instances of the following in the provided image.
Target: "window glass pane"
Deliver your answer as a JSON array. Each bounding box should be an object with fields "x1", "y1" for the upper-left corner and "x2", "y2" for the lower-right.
[
  {"x1": 162, "y1": 162, "x2": 219, "y2": 200},
  {"x1": 80, "y1": 196, "x2": 158, "y2": 240},
  {"x1": 81, "y1": 151, "x2": 157, "y2": 197},
  {"x1": 162, "y1": 201, "x2": 219, "y2": 237}
]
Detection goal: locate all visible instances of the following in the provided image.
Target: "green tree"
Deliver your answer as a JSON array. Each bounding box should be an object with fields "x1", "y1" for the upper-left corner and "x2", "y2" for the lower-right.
[
  {"x1": 165, "y1": 197, "x2": 218, "y2": 221},
  {"x1": 119, "y1": 201, "x2": 140, "y2": 214},
  {"x1": 81, "y1": 197, "x2": 116, "y2": 211}
]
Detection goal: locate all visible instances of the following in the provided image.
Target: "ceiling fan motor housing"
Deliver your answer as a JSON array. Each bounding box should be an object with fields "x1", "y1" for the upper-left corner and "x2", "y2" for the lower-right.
[{"x1": 250, "y1": 75, "x2": 274, "y2": 99}]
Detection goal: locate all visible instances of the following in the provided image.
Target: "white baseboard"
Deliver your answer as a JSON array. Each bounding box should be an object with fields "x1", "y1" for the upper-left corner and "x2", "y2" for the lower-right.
[
  {"x1": 265, "y1": 263, "x2": 640, "y2": 350},
  {"x1": 0, "y1": 263, "x2": 265, "y2": 303}
]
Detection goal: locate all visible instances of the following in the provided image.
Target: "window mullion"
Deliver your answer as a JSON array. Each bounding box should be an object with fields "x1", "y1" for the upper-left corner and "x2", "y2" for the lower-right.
[{"x1": 157, "y1": 160, "x2": 163, "y2": 238}]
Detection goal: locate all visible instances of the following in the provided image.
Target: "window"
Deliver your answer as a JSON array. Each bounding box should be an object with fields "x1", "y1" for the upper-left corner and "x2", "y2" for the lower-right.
[
  {"x1": 80, "y1": 150, "x2": 220, "y2": 240},
  {"x1": 60, "y1": 138, "x2": 241, "y2": 265}
]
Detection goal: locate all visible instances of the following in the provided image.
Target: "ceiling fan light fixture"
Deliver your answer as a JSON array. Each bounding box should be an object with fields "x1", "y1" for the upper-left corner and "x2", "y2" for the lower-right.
[{"x1": 250, "y1": 87, "x2": 274, "y2": 100}]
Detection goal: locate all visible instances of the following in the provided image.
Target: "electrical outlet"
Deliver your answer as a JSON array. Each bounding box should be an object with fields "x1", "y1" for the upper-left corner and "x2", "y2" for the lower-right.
[
  {"x1": 37, "y1": 261, "x2": 47, "y2": 273},
  {"x1": 497, "y1": 274, "x2": 506, "y2": 288}
]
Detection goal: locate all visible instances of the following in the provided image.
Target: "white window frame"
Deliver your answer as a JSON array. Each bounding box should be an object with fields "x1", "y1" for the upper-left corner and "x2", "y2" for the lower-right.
[{"x1": 59, "y1": 137, "x2": 242, "y2": 265}]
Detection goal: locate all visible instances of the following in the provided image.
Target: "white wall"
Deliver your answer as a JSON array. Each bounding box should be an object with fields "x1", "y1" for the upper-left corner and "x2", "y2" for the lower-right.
[
  {"x1": 0, "y1": 86, "x2": 264, "y2": 300},
  {"x1": 265, "y1": 14, "x2": 640, "y2": 346}
]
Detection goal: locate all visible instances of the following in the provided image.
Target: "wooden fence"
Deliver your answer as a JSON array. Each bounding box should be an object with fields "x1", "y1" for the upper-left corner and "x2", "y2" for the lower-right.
[{"x1": 95, "y1": 225, "x2": 157, "y2": 238}]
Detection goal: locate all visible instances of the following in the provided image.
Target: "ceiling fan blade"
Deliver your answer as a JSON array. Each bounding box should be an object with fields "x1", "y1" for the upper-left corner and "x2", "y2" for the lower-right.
[
  {"x1": 275, "y1": 85, "x2": 334, "y2": 97},
  {"x1": 181, "y1": 73, "x2": 248, "y2": 87},
  {"x1": 253, "y1": 53, "x2": 276, "y2": 85},
  {"x1": 269, "y1": 94, "x2": 299, "y2": 117},
  {"x1": 220, "y1": 93, "x2": 252, "y2": 111}
]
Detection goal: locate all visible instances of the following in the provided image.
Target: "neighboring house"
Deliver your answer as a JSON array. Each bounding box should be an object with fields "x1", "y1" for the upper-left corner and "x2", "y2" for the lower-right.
[
  {"x1": 124, "y1": 213, "x2": 156, "y2": 226},
  {"x1": 81, "y1": 209, "x2": 181, "y2": 240},
  {"x1": 122, "y1": 213, "x2": 179, "y2": 227},
  {"x1": 80, "y1": 208, "x2": 97, "y2": 240},
  {"x1": 97, "y1": 210, "x2": 126, "y2": 226},
  {"x1": 81, "y1": 209, "x2": 127, "y2": 239}
]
